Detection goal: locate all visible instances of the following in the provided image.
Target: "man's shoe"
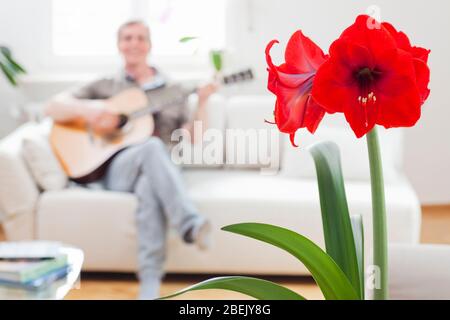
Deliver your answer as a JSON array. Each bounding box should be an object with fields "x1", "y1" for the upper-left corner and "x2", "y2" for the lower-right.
[{"x1": 183, "y1": 219, "x2": 212, "y2": 250}]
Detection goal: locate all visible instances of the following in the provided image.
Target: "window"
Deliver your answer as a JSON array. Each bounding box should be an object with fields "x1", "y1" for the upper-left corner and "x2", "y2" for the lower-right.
[
  {"x1": 51, "y1": 0, "x2": 226, "y2": 57},
  {"x1": 52, "y1": 0, "x2": 132, "y2": 56}
]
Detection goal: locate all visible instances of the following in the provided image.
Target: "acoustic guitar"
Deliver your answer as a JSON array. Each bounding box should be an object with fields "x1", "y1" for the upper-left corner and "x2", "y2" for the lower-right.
[{"x1": 50, "y1": 69, "x2": 253, "y2": 183}]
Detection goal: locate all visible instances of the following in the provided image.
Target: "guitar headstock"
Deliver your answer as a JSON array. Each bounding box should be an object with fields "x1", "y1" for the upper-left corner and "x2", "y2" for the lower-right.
[{"x1": 222, "y1": 69, "x2": 254, "y2": 85}]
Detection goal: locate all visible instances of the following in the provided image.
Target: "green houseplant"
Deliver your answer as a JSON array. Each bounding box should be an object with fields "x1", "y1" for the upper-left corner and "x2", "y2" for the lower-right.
[
  {"x1": 179, "y1": 36, "x2": 224, "y2": 74},
  {"x1": 0, "y1": 46, "x2": 26, "y2": 86}
]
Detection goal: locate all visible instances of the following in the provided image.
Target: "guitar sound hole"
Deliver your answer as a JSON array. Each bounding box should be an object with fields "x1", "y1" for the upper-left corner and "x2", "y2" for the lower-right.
[{"x1": 102, "y1": 123, "x2": 134, "y2": 142}]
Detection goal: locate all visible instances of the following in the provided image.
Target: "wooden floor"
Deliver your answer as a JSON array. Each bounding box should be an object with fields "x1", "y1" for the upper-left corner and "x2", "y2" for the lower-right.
[
  {"x1": 420, "y1": 205, "x2": 450, "y2": 244},
  {"x1": 65, "y1": 273, "x2": 323, "y2": 300},
  {"x1": 1, "y1": 205, "x2": 449, "y2": 300}
]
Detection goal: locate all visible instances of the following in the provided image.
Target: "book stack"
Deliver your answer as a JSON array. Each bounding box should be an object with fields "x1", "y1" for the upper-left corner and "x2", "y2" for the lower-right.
[{"x1": 0, "y1": 241, "x2": 70, "y2": 290}]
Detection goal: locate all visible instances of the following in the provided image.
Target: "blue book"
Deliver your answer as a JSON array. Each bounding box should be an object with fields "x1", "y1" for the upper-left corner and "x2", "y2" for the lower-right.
[
  {"x1": 0, "y1": 265, "x2": 70, "y2": 290},
  {"x1": 0, "y1": 254, "x2": 68, "y2": 283}
]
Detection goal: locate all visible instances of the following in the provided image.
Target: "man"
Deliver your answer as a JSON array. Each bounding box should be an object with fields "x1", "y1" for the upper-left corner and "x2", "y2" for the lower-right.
[{"x1": 45, "y1": 20, "x2": 217, "y2": 299}]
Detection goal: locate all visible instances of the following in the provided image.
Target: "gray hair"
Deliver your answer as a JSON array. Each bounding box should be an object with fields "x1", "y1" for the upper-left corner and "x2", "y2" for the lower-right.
[{"x1": 117, "y1": 20, "x2": 151, "y2": 42}]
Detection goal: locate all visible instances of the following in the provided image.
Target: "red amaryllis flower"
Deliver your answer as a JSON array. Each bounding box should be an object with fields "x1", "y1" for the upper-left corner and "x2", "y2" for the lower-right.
[
  {"x1": 266, "y1": 30, "x2": 328, "y2": 146},
  {"x1": 312, "y1": 15, "x2": 431, "y2": 138}
]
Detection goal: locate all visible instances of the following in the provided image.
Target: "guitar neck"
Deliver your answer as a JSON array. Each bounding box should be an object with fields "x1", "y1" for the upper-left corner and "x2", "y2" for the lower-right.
[
  {"x1": 127, "y1": 87, "x2": 197, "y2": 121},
  {"x1": 127, "y1": 69, "x2": 253, "y2": 121}
]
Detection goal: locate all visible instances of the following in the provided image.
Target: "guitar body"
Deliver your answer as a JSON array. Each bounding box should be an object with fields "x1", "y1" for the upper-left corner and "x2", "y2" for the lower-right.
[{"x1": 50, "y1": 88, "x2": 154, "y2": 183}]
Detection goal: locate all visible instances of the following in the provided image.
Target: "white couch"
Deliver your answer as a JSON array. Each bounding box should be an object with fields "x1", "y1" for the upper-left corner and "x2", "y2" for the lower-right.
[{"x1": 0, "y1": 94, "x2": 421, "y2": 275}]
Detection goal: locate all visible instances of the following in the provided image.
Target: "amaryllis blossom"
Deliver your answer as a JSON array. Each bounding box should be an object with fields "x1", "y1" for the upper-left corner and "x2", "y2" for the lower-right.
[
  {"x1": 312, "y1": 15, "x2": 431, "y2": 138},
  {"x1": 266, "y1": 30, "x2": 328, "y2": 146}
]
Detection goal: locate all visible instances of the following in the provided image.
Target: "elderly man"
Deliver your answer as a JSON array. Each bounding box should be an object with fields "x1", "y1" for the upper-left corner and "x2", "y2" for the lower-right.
[{"x1": 45, "y1": 20, "x2": 217, "y2": 299}]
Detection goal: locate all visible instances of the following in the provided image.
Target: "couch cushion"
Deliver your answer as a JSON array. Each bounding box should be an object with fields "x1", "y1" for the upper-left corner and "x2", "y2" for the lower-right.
[
  {"x1": 171, "y1": 94, "x2": 226, "y2": 168},
  {"x1": 224, "y1": 96, "x2": 282, "y2": 173},
  {"x1": 22, "y1": 133, "x2": 68, "y2": 191},
  {"x1": 280, "y1": 115, "x2": 403, "y2": 183},
  {"x1": 0, "y1": 123, "x2": 40, "y2": 221},
  {"x1": 36, "y1": 188, "x2": 138, "y2": 271}
]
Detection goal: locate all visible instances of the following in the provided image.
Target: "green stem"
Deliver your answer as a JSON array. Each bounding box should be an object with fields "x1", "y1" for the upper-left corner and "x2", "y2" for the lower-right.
[{"x1": 366, "y1": 127, "x2": 388, "y2": 300}]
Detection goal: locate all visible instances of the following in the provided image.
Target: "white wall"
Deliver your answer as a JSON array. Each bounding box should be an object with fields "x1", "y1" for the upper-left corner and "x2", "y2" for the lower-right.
[{"x1": 0, "y1": 0, "x2": 449, "y2": 204}]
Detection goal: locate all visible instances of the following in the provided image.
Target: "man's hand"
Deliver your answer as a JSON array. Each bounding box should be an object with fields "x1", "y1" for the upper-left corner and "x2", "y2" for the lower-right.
[
  {"x1": 88, "y1": 108, "x2": 121, "y2": 135},
  {"x1": 197, "y1": 81, "x2": 219, "y2": 107}
]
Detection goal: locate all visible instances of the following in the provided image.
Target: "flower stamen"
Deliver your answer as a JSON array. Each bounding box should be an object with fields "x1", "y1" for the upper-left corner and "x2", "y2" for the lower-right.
[
  {"x1": 357, "y1": 91, "x2": 377, "y2": 127},
  {"x1": 357, "y1": 91, "x2": 377, "y2": 107},
  {"x1": 355, "y1": 67, "x2": 379, "y2": 109}
]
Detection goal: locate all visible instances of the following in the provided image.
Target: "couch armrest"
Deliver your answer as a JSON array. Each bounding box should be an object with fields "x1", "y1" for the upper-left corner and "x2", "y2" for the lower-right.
[
  {"x1": 0, "y1": 123, "x2": 41, "y2": 222},
  {"x1": 1, "y1": 211, "x2": 35, "y2": 241}
]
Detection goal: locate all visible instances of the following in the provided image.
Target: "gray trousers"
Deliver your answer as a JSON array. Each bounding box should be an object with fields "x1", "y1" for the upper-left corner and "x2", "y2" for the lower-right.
[{"x1": 100, "y1": 137, "x2": 202, "y2": 280}]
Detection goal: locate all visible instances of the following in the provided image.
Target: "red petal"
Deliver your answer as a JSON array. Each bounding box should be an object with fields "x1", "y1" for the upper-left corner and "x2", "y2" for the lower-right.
[
  {"x1": 274, "y1": 84, "x2": 310, "y2": 133},
  {"x1": 265, "y1": 39, "x2": 279, "y2": 71},
  {"x1": 303, "y1": 98, "x2": 326, "y2": 134},
  {"x1": 411, "y1": 47, "x2": 430, "y2": 63},
  {"x1": 382, "y1": 22, "x2": 412, "y2": 51},
  {"x1": 312, "y1": 40, "x2": 372, "y2": 113},
  {"x1": 381, "y1": 20, "x2": 431, "y2": 106},
  {"x1": 266, "y1": 36, "x2": 321, "y2": 89},
  {"x1": 284, "y1": 98, "x2": 325, "y2": 147},
  {"x1": 289, "y1": 133, "x2": 298, "y2": 147},
  {"x1": 375, "y1": 50, "x2": 422, "y2": 128},
  {"x1": 285, "y1": 30, "x2": 328, "y2": 74},
  {"x1": 343, "y1": 97, "x2": 377, "y2": 138},
  {"x1": 277, "y1": 64, "x2": 316, "y2": 88},
  {"x1": 413, "y1": 58, "x2": 430, "y2": 104},
  {"x1": 376, "y1": 87, "x2": 421, "y2": 129},
  {"x1": 329, "y1": 39, "x2": 375, "y2": 73},
  {"x1": 271, "y1": 77, "x2": 326, "y2": 141},
  {"x1": 382, "y1": 21, "x2": 431, "y2": 64},
  {"x1": 340, "y1": 15, "x2": 397, "y2": 64},
  {"x1": 266, "y1": 68, "x2": 277, "y2": 95},
  {"x1": 265, "y1": 40, "x2": 280, "y2": 94}
]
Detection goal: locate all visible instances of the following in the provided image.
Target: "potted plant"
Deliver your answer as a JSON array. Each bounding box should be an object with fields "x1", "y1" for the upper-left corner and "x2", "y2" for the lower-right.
[
  {"x1": 163, "y1": 14, "x2": 430, "y2": 300},
  {"x1": 179, "y1": 36, "x2": 224, "y2": 75},
  {"x1": 0, "y1": 46, "x2": 26, "y2": 86}
]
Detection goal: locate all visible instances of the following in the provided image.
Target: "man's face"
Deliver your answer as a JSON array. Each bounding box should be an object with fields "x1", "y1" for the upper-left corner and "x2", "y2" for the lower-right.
[{"x1": 118, "y1": 23, "x2": 151, "y2": 65}]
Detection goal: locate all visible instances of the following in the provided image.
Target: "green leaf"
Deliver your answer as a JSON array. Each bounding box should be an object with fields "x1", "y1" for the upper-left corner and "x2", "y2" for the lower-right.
[
  {"x1": 0, "y1": 47, "x2": 25, "y2": 86},
  {"x1": 222, "y1": 223, "x2": 359, "y2": 300},
  {"x1": 0, "y1": 61, "x2": 17, "y2": 86},
  {"x1": 160, "y1": 276, "x2": 305, "y2": 300},
  {"x1": 0, "y1": 47, "x2": 26, "y2": 74},
  {"x1": 211, "y1": 50, "x2": 223, "y2": 72},
  {"x1": 351, "y1": 214, "x2": 365, "y2": 299},
  {"x1": 179, "y1": 36, "x2": 198, "y2": 43},
  {"x1": 4, "y1": 55, "x2": 26, "y2": 74},
  {"x1": 0, "y1": 46, "x2": 12, "y2": 57},
  {"x1": 309, "y1": 141, "x2": 362, "y2": 298}
]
